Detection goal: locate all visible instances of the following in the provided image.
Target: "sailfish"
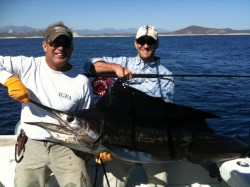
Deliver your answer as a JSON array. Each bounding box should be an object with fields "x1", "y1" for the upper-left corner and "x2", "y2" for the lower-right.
[{"x1": 25, "y1": 81, "x2": 249, "y2": 178}]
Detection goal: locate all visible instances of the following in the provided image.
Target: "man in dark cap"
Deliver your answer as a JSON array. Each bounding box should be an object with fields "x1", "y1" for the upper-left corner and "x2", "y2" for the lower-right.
[{"x1": 0, "y1": 22, "x2": 93, "y2": 186}]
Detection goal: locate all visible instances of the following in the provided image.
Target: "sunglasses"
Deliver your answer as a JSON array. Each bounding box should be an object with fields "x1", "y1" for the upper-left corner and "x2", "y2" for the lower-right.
[
  {"x1": 48, "y1": 37, "x2": 72, "y2": 49},
  {"x1": 136, "y1": 37, "x2": 157, "y2": 46}
]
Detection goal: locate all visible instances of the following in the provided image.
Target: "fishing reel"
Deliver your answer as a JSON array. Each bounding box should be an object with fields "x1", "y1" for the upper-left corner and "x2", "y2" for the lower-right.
[{"x1": 92, "y1": 77, "x2": 114, "y2": 96}]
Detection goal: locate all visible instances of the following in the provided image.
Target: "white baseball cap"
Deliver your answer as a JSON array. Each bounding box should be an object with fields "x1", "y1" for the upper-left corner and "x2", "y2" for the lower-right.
[{"x1": 135, "y1": 25, "x2": 158, "y2": 40}]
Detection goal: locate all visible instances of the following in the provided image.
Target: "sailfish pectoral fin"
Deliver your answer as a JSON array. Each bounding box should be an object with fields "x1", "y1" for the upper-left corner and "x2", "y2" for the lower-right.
[{"x1": 25, "y1": 122, "x2": 74, "y2": 135}]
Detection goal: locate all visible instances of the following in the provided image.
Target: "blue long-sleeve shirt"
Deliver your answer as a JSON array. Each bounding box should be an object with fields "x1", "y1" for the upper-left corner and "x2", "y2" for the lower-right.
[{"x1": 85, "y1": 55, "x2": 175, "y2": 102}]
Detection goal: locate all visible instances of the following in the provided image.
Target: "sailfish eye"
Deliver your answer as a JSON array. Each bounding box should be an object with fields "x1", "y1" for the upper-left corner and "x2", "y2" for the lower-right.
[{"x1": 67, "y1": 115, "x2": 75, "y2": 122}]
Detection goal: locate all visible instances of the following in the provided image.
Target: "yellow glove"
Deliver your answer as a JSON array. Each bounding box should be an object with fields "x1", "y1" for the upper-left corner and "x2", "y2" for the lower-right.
[
  {"x1": 95, "y1": 152, "x2": 113, "y2": 164},
  {"x1": 3, "y1": 76, "x2": 30, "y2": 103}
]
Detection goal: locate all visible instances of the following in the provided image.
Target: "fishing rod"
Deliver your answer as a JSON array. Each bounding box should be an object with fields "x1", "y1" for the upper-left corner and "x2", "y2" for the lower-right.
[
  {"x1": 86, "y1": 73, "x2": 250, "y2": 96},
  {"x1": 84, "y1": 73, "x2": 250, "y2": 78}
]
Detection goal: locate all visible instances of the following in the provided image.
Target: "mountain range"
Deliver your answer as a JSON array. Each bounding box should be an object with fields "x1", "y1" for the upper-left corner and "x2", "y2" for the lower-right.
[{"x1": 0, "y1": 25, "x2": 250, "y2": 38}]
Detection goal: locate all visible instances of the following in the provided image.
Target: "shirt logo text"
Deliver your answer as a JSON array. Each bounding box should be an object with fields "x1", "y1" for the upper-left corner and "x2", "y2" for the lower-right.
[{"x1": 59, "y1": 92, "x2": 71, "y2": 100}]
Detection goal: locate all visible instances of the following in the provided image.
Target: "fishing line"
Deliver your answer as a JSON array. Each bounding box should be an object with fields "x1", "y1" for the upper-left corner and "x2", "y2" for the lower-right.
[
  {"x1": 94, "y1": 158, "x2": 110, "y2": 187},
  {"x1": 101, "y1": 159, "x2": 110, "y2": 187}
]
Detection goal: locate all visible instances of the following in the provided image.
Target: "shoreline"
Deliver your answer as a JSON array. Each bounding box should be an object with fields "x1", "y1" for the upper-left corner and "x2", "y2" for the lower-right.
[{"x1": 1, "y1": 33, "x2": 250, "y2": 39}]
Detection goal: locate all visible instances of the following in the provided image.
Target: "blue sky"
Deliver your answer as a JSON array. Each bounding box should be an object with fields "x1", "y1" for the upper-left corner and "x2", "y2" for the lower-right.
[{"x1": 0, "y1": 0, "x2": 249, "y2": 31}]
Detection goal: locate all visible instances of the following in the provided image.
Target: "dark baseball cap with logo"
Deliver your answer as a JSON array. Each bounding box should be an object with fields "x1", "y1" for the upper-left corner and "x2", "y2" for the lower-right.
[{"x1": 43, "y1": 25, "x2": 73, "y2": 42}]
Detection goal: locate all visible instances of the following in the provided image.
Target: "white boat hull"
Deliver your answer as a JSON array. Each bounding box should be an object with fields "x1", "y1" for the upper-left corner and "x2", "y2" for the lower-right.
[
  {"x1": 1, "y1": 135, "x2": 250, "y2": 187},
  {"x1": 0, "y1": 136, "x2": 16, "y2": 187}
]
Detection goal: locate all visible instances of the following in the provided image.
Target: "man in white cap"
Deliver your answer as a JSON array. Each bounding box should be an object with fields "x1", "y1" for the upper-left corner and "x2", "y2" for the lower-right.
[
  {"x1": 0, "y1": 22, "x2": 93, "y2": 186},
  {"x1": 85, "y1": 25, "x2": 174, "y2": 186},
  {"x1": 86, "y1": 25, "x2": 174, "y2": 103}
]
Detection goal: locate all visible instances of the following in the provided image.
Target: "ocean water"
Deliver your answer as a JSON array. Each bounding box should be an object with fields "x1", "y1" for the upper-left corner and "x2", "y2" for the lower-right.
[{"x1": 0, "y1": 35, "x2": 250, "y2": 142}]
